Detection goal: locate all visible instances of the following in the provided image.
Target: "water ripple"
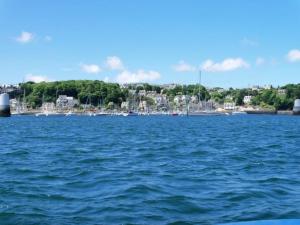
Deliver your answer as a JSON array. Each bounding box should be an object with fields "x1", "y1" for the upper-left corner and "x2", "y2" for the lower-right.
[{"x1": 0, "y1": 115, "x2": 300, "y2": 224}]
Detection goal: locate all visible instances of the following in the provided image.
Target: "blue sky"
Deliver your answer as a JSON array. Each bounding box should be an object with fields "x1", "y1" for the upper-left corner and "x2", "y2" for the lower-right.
[{"x1": 1, "y1": 0, "x2": 300, "y2": 87}]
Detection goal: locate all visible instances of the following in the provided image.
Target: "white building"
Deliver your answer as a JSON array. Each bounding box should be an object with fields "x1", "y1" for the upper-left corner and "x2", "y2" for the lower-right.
[
  {"x1": 160, "y1": 84, "x2": 177, "y2": 90},
  {"x1": 224, "y1": 102, "x2": 236, "y2": 110},
  {"x1": 277, "y1": 89, "x2": 287, "y2": 96},
  {"x1": 9, "y1": 99, "x2": 18, "y2": 110},
  {"x1": 138, "y1": 101, "x2": 148, "y2": 111},
  {"x1": 155, "y1": 95, "x2": 168, "y2": 107},
  {"x1": 121, "y1": 101, "x2": 129, "y2": 110},
  {"x1": 56, "y1": 95, "x2": 78, "y2": 109},
  {"x1": 190, "y1": 96, "x2": 199, "y2": 104},
  {"x1": 138, "y1": 90, "x2": 146, "y2": 96},
  {"x1": 42, "y1": 102, "x2": 56, "y2": 111},
  {"x1": 243, "y1": 96, "x2": 252, "y2": 104},
  {"x1": 264, "y1": 85, "x2": 272, "y2": 90},
  {"x1": 251, "y1": 85, "x2": 261, "y2": 91},
  {"x1": 174, "y1": 95, "x2": 190, "y2": 105}
]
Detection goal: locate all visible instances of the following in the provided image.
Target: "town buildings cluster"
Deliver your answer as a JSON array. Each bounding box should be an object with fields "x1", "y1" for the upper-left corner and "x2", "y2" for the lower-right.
[{"x1": 4, "y1": 82, "x2": 292, "y2": 113}]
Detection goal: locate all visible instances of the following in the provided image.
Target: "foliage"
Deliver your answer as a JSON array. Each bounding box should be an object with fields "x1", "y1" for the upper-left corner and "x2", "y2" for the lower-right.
[
  {"x1": 19, "y1": 80, "x2": 128, "y2": 108},
  {"x1": 15, "y1": 80, "x2": 300, "y2": 110},
  {"x1": 164, "y1": 85, "x2": 210, "y2": 101}
]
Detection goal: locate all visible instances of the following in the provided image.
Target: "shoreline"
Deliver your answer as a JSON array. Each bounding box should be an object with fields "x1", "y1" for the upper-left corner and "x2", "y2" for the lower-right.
[{"x1": 9, "y1": 109, "x2": 300, "y2": 117}]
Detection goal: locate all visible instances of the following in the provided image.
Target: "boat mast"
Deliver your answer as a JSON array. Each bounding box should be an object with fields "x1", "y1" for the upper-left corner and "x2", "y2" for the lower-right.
[
  {"x1": 199, "y1": 70, "x2": 201, "y2": 101},
  {"x1": 198, "y1": 70, "x2": 202, "y2": 110},
  {"x1": 22, "y1": 87, "x2": 26, "y2": 111}
]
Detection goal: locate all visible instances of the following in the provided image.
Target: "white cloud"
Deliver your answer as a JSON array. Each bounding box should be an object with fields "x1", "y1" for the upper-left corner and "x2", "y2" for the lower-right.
[
  {"x1": 241, "y1": 37, "x2": 258, "y2": 47},
  {"x1": 116, "y1": 70, "x2": 161, "y2": 83},
  {"x1": 80, "y1": 64, "x2": 101, "y2": 74},
  {"x1": 256, "y1": 57, "x2": 265, "y2": 66},
  {"x1": 286, "y1": 49, "x2": 300, "y2": 62},
  {"x1": 44, "y1": 35, "x2": 52, "y2": 42},
  {"x1": 15, "y1": 31, "x2": 34, "y2": 43},
  {"x1": 105, "y1": 56, "x2": 124, "y2": 70},
  {"x1": 201, "y1": 58, "x2": 250, "y2": 72},
  {"x1": 173, "y1": 60, "x2": 196, "y2": 72},
  {"x1": 25, "y1": 74, "x2": 50, "y2": 83}
]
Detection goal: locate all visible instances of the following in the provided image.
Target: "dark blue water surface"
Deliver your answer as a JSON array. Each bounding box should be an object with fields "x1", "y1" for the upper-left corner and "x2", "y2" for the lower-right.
[{"x1": 0, "y1": 115, "x2": 300, "y2": 225}]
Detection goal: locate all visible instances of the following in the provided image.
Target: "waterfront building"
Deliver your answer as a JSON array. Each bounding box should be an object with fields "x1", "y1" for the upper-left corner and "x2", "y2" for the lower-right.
[
  {"x1": 121, "y1": 101, "x2": 129, "y2": 110},
  {"x1": 56, "y1": 95, "x2": 79, "y2": 109},
  {"x1": 9, "y1": 99, "x2": 19, "y2": 111},
  {"x1": 155, "y1": 94, "x2": 168, "y2": 107},
  {"x1": 190, "y1": 96, "x2": 199, "y2": 104},
  {"x1": 42, "y1": 102, "x2": 56, "y2": 112},
  {"x1": 138, "y1": 101, "x2": 148, "y2": 111},
  {"x1": 224, "y1": 102, "x2": 236, "y2": 110},
  {"x1": 173, "y1": 95, "x2": 183, "y2": 105}
]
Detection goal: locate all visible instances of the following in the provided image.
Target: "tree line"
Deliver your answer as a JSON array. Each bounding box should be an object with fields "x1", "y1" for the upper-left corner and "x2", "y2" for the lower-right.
[{"x1": 11, "y1": 80, "x2": 300, "y2": 110}]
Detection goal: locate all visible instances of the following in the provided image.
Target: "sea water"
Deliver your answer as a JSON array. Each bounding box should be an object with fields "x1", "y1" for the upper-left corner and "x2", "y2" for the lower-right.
[{"x1": 0, "y1": 115, "x2": 300, "y2": 225}]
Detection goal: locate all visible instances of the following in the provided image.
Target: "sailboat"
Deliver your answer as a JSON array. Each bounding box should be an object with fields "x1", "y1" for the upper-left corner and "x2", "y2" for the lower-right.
[
  {"x1": 83, "y1": 94, "x2": 96, "y2": 116},
  {"x1": 95, "y1": 97, "x2": 109, "y2": 116},
  {"x1": 122, "y1": 93, "x2": 138, "y2": 116},
  {"x1": 35, "y1": 95, "x2": 49, "y2": 116},
  {"x1": 13, "y1": 88, "x2": 34, "y2": 115},
  {"x1": 35, "y1": 94, "x2": 64, "y2": 117},
  {"x1": 188, "y1": 70, "x2": 224, "y2": 116}
]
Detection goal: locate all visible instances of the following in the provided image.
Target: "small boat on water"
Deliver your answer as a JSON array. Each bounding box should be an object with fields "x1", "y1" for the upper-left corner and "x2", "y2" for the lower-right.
[
  {"x1": 83, "y1": 111, "x2": 96, "y2": 116},
  {"x1": 95, "y1": 112, "x2": 109, "y2": 116},
  {"x1": 123, "y1": 111, "x2": 138, "y2": 116},
  {"x1": 35, "y1": 112, "x2": 48, "y2": 117},
  {"x1": 188, "y1": 111, "x2": 225, "y2": 116},
  {"x1": 245, "y1": 110, "x2": 277, "y2": 115},
  {"x1": 65, "y1": 111, "x2": 75, "y2": 116},
  {"x1": 35, "y1": 111, "x2": 65, "y2": 117},
  {"x1": 232, "y1": 111, "x2": 247, "y2": 115}
]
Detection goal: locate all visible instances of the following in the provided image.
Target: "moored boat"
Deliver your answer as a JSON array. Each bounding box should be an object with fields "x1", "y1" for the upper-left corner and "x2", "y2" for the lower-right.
[
  {"x1": 123, "y1": 111, "x2": 138, "y2": 116},
  {"x1": 245, "y1": 110, "x2": 277, "y2": 115},
  {"x1": 188, "y1": 111, "x2": 225, "y2": 116},
  {"x1": 232, "y1": 111, "x2": 247, "y2": 115}
]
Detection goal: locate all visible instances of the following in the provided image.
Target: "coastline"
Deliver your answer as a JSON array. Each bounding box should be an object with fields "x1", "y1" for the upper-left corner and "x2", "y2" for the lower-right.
[{"x1": 9, "y1": 109, "x2": 299, "y2": 117}]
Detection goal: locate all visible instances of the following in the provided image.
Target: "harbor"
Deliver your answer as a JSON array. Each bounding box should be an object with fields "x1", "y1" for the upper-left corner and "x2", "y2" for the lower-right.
[
  {"x1": 2, "y1": 1, "x2": 300, "y2": 225},
  {"x1": 0, "y1": 80, "x2": 299, "y2": 118}
]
